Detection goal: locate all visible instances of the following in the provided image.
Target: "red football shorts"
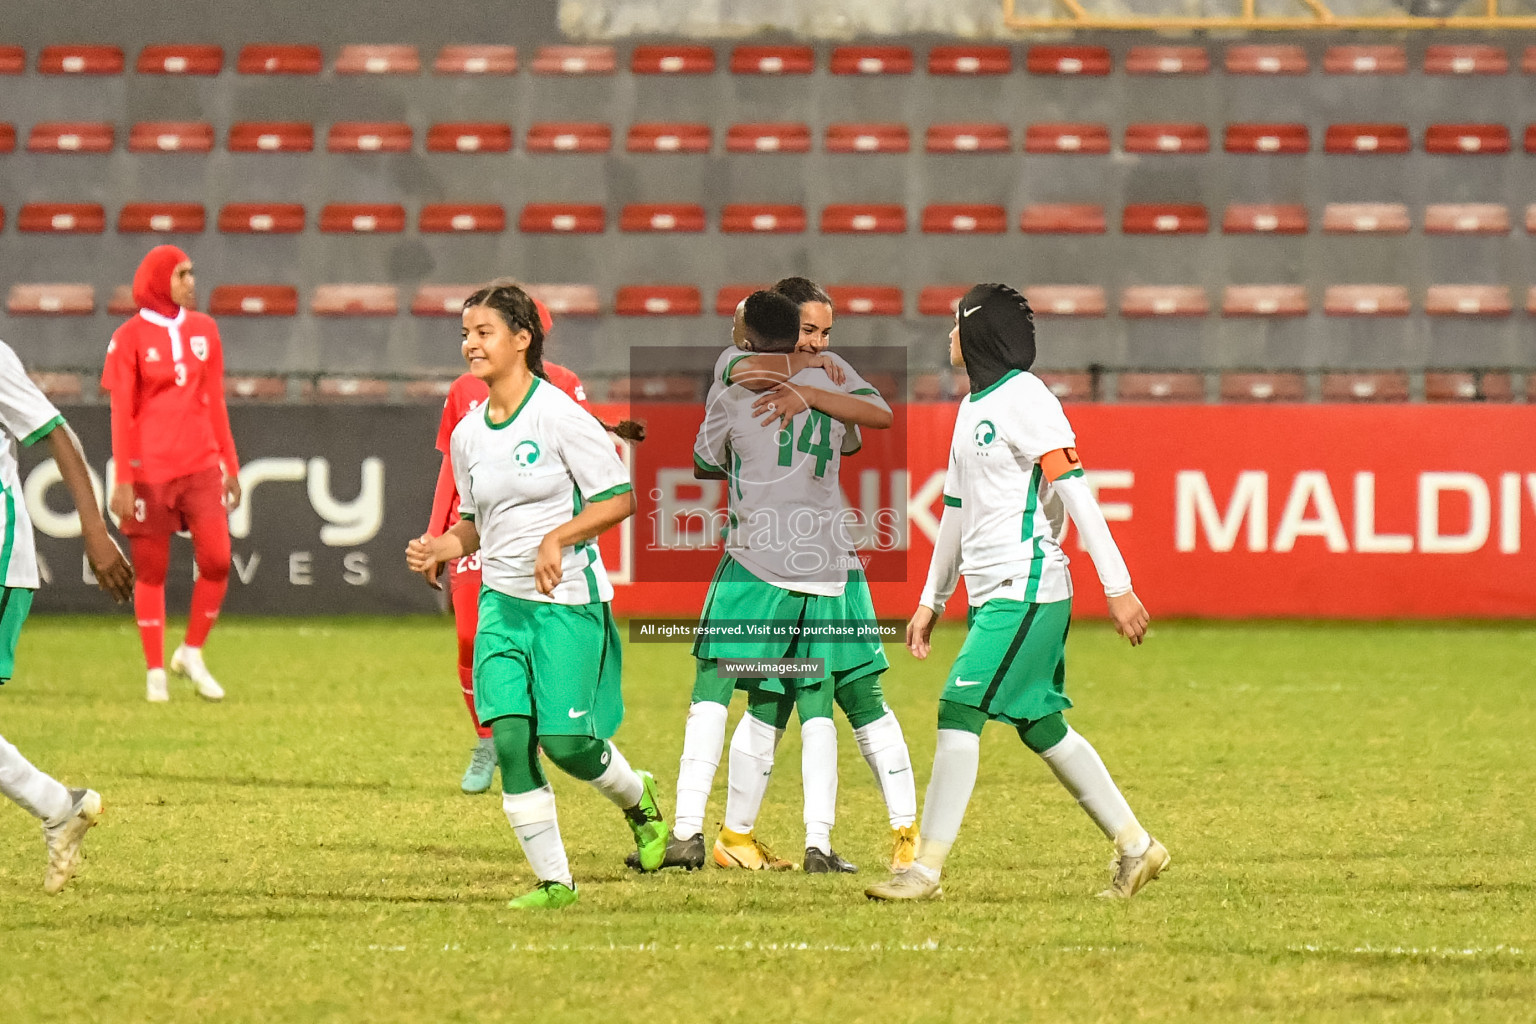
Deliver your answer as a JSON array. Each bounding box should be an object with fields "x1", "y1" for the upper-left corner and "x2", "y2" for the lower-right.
[{"x1": 120, "y1": 466, "x2": 226, "y2": 537}]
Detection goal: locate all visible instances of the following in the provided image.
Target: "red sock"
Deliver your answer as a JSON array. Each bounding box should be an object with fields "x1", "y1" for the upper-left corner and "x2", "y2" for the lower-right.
[
  {"x1": 459, "y1": 663, "x2": 491, "y2": 739},
  {"x1": 129, "y1": 536, "x2": 170, "y2": 670},
  {"x1": 184, "y1": 500, "x2": 231, "y2": 649},
  {"x1": 186, "y1": 577, "x2": 227, "y2": 648}
]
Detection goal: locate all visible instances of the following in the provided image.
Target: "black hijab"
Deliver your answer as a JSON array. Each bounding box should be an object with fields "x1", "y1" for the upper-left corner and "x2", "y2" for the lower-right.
[{"x1": 958, "y1": 283, "x2": 1036, "y2": 394}]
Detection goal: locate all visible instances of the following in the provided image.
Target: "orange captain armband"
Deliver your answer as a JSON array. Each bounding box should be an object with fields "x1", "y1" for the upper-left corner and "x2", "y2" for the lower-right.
[{"x1": 1040, "y1": 447, "x2": 1084, "y2": 481}]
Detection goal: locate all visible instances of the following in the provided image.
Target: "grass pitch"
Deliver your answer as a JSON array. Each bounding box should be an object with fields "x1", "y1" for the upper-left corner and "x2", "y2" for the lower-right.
[{"x1": 1, "y1": 616, "x2": 1532, "y2": 1023}]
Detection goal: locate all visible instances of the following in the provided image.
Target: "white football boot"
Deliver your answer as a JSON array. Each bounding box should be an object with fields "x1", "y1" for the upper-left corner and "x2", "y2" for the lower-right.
[
  {"x1": 170, "y1": 645, "x2": 225, "y2": 701},
  {"x1": 43, "y1": 788, "x2": 103, "y2": 894},
  {"x1": 145, "y1": 667, "x2": 170, "y2": 703}
]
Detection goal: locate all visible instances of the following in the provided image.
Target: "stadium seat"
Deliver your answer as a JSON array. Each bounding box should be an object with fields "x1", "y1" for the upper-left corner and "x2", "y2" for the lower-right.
[
  {"x1": 0, "y1": 124, "x2": 12, "y2": 153},
  {"x1": 1322, "y1": 203, "x2": 1411, "y2": 234},
  {"x1": 927, "y1": 45, "x2": 1011, "y2": 75},
  {"x1": 525, "y1": 122, "x2": 611, "y2": 154},
  {"x1": 403, "y1": 378, "x2": 454, "y2": 402},
  {"x1": 1524, "y1": 46, "x2": 1536, "y2": 73},
  {"x1": 18, "y1": 203, "x2": 105, "y2": 234},
  {"x1": 729, "y1": 45, "x2": 813, "y2": 75},
  {"x1": 1223, "y1": 204, "x2": 1308, "y2": 234},
  {"x1": 38, "y1": 45, "x2": 123, "y2": 74},
  {"x1": 824, "y1": 285, "x2": 903, "y2": 316},
  {"x1": 1224, "y1": 45, "x2": 1307, "y2": 75},
  {"x1": 426, "y1": 122, "x2": 512, "y2": 153},
  {"x1": 921, "y1": 204, "x2": 1006, "y2": 234},
  {"x1": 1220, "y1": 372, "x2": 1306, "y2": 402},
  {"x1": 1124, "y1": 123, "x2": 1209, "y2": 154},
  {"x1": 1222, "y1": 285, "x2": 1308, "y2": 317},
  {"x1": 1025, "y1": 45, "x2": 1111, "y2": 75},
  {"x1": 1123, "y1": 204, "x2": 1208, "y2": 235},
  {"x1": 26, "y1": 122, "x2": 114, "y2": 153},
  {"x1": 1324, "y1": 124, "x2": 1411, "y2": 154},
  {"x1": 1116, "y1": 372, "x2": 1204, "y2": 401},
  {"x1": 825, "y1": 123, "x2": 909, "y2": 154},
  {"x1": 312, "y1": 285, "x2": 398, "y2": 316},
  {"x1": 1527, "y1": 205, "x2": 1536, "y2": 232},
  {"x1": 627, "y1": 123, "x2": 711, "y2": 153},
  {"x1": 6, "y1": 283, "x2": 94, "y2": 315},
  {"x1": 1321, "y1": 372, "x2": 1409, "y2": 402},
  {"x1": 137, "y1": 44, "x2": 223, "y2": 75},
  {"x1": 1125, "y1": 45, "x2": 1209, "y2": 75},
  {"x1": 614, "y1": 286, "x2": 703, "y2": 316},
  {"x1": 607, "y1": 376, "x2": 702, "y2": 401},
  {"x1": 106, "y1": 285, "x2": 136, "y2": 316},
  {"x1": 335, "y1": 45, "x2": 419, "y2": 75},
  {"x1": 208, "y1": 285, "x2": 300, "y2": 316},
  {"x1": 218, "y1": 203, "x2": 304, "y2": 234},
  {"x1": 911, "y1": 373, "x2": 959, "y2": 400},
  {"x1": 1024, "y1": 123, "x2": 1110, "y2": 154},
  {"x1": 820, "y1": 204, "x2": 906, "y2": 234},
  {"x1": 1025, "y1": 285, "x2": 1108, "y2": 316},
  {"x1": 128, "y1": 121, "x2": 213, "y2": 153},
  {"x1": 0, "y1": 46, "x2": 23, "y2": 74},
  {"x1": 327, "y1": 122, "x2": 412, "y2": 153},
  {"x1": 420, "y1": 203, "x2": 506, "y2": 233},
  {"x1": 519, "y1": 203, "x2": 605, "y2": 233},
  {"x1": 228, "y1": 122, "x2": 315, "y2": 153},
  {"x1": 236, "y1": 44, "x2": 322, "y2": 75},
  {"x1": 917, "y1": 285, "x2": 968, "y2": 316},
  {"x1": 411, "y1": 284, "x2": 474, "y2": 316},
  {"x1": 720, "y1": 204, "x2": 807, "y2": 233},
  {"x1": 1224, "y1": 123, "x2": 1309, "y2": 154},
  {"x1": 316, "y1": 377, "x2": 390, "y2": 401},
  {"x1": 530, "y1": 45, "x2": 615, "y2": 75},
  {"x1": 1423, "y1": 124, "x2": 1509, "y2": 154},
  {"x1": 925, "y1": 123, "x2": 1010, "y2": 153},
  {"x1": 1019, "y1": 204, "x2": 1106, "y2": 234},
  {"x1": 1323, "y1": 45, "x2": 1406, "y2": 75},
  {"x1": 1120, "y1": 287, "x2": 1208, "y2": 318},
  {"x1": 1424, "y1": 371, "x2": 1513, "y2": 402},
  {"x1": 1036, "y1": 372, "x2": 1095, "y2": 401},
  {"x1": 829, "y1": 46, "x2": 913, "y2": 75},
  {"x1": 1323, "y1": 285, "x2": 1411, "y2": 316},
  {"x1": 631, "y1": 45, "x2": 714, "y2": 74},
  {"x1": 1529, "y1": 286, "x2": 1536, "y2": 314},
  {"x1": 1424, "y1": 203, "x2": 1510, "y2": 235},
  {"x1": 1423, "y1": 44, "x2": 1507, "y2": 75},
  {"x1": 28, "y1": 372, "x2": 83, "y2": 401},
  {"x1": 726, "y1": 123, "x2": 811, "y2": 153},
  {"x1": 1527, "y1": 126, "x2": 1536, "y2": 154},
  {"x1": 619, "y1": 203, "x2": 706, "y2": 233},
  {"x1": 713, "y1": 284, "x2": 767, "y2": 315},
  {"x1": 433, "y1": 45, "x2": 517, "y2": 75},
  {"x1": 226, "y1": 376, "x2": 289, "y2": 401},
  {"x1": 525, "y1": 284, "x2": 601, "y2": 316},
  {"x1": 319, "y1": 203, "x2": 406, "y2": 234},
  {"x1": 1424, "y1": 285, "x2": 1512, "y2": 316},
  {"x1": 118, "y1": 202, "x2": 205, "y2": 234}
]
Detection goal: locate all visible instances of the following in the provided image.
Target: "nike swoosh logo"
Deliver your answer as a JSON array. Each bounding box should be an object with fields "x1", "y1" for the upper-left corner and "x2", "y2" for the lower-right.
[
  {"x1": 518, "y1": 828, "x2": 553, "y2": 842},
  {"x1": 887, "y1": 767, "x2": 910, "y2": 775},
  {"x1": 568, "y1": 708, "x2": 589, "y2": 719},
  {"x1": 954, "y1": 679, "x2": 984, "y2": 688},
  {"x1": 962, "y1": 305, "x2": 982, "y2": 317}
]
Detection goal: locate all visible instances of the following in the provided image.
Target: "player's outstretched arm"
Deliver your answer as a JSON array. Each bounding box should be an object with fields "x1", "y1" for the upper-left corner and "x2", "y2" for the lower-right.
[
  {"x1": 45, "y1": 422, "x2": 134, "y2": 603},
  {"x1": 1051, "y1": 467, "x2": 1149, "y2": 647},
  {"x1": 534, "y1": 490, "x2": 634, "y2": 595},
  {"x1": 728, "y1": 353, "x2": 846, "y2": 392},
  {"x1": 752, "y1": 384, "x2": 892, "y2": 431}
]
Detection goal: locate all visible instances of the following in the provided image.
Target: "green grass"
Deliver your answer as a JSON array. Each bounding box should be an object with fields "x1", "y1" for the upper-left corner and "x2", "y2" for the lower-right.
[{"x1": 1, "y1": 616, "x2": 1533, "y2": 1023}]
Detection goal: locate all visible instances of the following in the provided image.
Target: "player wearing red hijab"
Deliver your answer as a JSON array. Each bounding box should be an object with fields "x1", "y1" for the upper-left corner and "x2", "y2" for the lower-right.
[{"x1": 102, "y1": 246, "x2": 240, "y2": 703}]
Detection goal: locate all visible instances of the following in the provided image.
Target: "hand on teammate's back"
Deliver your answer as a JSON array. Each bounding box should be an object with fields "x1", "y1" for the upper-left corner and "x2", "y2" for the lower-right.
[
  {"x1": 809, "y1": 354, "x2": 845, "y2": 387},
  {"x1": 906, "y1": 605, "x2": 937, "y2": 659},
  {"x1": 85, "y1": 534, "x2": 135, "y2": 603},
  {"x1": 1106, "y1": 591, "x2": 1150, "y2": 647}
]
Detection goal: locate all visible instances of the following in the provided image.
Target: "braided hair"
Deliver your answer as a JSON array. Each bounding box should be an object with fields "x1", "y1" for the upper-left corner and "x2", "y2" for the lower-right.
[{"x1": 462, "y1": 279, "x2": 548, "y2": 381}]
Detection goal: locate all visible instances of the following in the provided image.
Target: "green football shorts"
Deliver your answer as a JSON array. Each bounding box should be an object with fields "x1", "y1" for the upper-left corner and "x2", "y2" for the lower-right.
[
  {"x1": 0, "y1": 586, "x2": 35, "y2": 683},
  {"x1": 940, "y1": 598, "x2": 1073, "y2": 726}
]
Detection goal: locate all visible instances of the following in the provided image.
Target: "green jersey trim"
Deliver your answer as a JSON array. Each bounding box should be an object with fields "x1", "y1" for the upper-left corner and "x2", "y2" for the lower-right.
[
  {"x1": 694, "y1": 452, "x2": 725, "y2": 475},
  {"x1": 586, "y1": 482, "x2": 633, "y2": 504},
  {"x1": 1056, "y1": 467, "x2": 1085, "y2": 481},
  {"x1": 460, "y1": 512, "x2": 475, "y2": 522},
  {"x1": 1022, "y1": 464, "x2": 1044, "y2": 601},
  {"x1": 20, "y1": 414, "x2": 64, "y2": 448},
  {"x1": 484, "y1": 377, "x2": 540, "y2": 430},
  {"x1": 723, "y1": 354, "x2": 751, "y2": 386},
  {"x1": 0, "y1": 486, "x2": 14, "y2": 586},
  {"x1": 966, "y1": 369, "x2": 1022, "y2": 403},
  {"x1": 943, "y1": 493, "x2": 963, "y2": 508},
  {"x1": 849, "y1": 387, "x2": 879, "y2": 396},
  {"x1": 581, "y1": 544, "x2": 600, "y2": 603}
]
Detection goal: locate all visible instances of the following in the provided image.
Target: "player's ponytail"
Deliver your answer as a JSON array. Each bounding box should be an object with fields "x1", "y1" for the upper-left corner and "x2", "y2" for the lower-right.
[{"x1": 463, "y1": 281, "x2": 548, "y2": 381}]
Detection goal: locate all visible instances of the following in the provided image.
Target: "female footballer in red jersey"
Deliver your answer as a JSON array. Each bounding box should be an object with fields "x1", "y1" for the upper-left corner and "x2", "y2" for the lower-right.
[{"x1": 102, "y1": 245, "x2": 240, "y2": 703}]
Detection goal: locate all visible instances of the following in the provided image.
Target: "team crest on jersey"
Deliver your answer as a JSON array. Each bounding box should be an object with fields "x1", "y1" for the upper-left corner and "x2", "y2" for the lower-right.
[
  {"x1": 190, "y1": 336, "x2": 208, "y2": 360},
  {"x1": 973, "y1": 420, "x2": 997, "y2": 448},
  {"x1": 512, "y1": 440, "x2": 541, "y2": 468},
  {"x1": 145, "y1": 347, "x2": 161, "y2": 362}
]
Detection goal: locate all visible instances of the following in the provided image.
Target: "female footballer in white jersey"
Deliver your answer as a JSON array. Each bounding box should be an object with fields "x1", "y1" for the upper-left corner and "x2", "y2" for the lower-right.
[
  {"x1": 406, "y1": 282, "x2": 667, "y2": 908},
  {"x1": 867, "y1": 283, "x2": 1169, "y2": 902}
]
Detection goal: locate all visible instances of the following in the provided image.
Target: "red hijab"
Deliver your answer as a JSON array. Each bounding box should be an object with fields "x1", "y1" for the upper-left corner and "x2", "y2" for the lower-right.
[{"x1": 132, "y1": 244, "x2": 189, "y2": 318}]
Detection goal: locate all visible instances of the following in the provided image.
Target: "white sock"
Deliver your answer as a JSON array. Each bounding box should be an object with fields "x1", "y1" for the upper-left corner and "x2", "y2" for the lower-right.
[
  {"x1": 1038, "y1": 727, "x2": 1148, "y2": 854},
  {"x1": 587, "y1": 742, "x2": 644, "y2": 809},
  {"x1": 674, "y1": 700, "x2": 728, "y2": 839},
  {"x1": 502, "y1": 786, "x2": 572, "y2": 886},
  {"x1": 916, "y1": 729, "x2": 981, "y2": 872},
  {"x1": 801, "y1": 716, "x2": 837, "y2": 854},
  {"x1": 0, "y1": 734, "x2": 72, "y2": 825},
  {"x1": 723, "y1": 713, "x2": 781, "y2": 833},
  {"x1": 853, "y1": 710, "x2": 917, "y2": 829}
]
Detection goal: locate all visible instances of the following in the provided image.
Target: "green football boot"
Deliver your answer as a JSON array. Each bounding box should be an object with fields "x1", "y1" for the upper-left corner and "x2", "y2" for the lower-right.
[
  {"x1": 508, "y1": 880, "x2": 579, "y2": 909},
  {"x1": 623, "y1": 770, "x2": 668, "y2": 872}
]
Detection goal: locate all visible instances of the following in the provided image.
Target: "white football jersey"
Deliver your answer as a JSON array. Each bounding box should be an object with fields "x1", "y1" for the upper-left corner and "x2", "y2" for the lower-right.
[
  {"x1": 452, "y1": 377, "x2": 631, "y2": 605},
  {"x1": 942, "y1": 369, "x2": 1077, "y2": 605},
  {"x1": 0, "y1": 341, "x2": 64, "y2": 590}
]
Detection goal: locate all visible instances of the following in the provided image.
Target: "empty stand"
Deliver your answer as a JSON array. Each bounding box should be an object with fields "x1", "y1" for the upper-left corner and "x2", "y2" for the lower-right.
[
  {"x1": 821, "y1": 205, "x2": 906, "y2": 234},
  {"x1": 1524, "y1": 46, "x2": 1536, "y2": 74},
  {"x1": 218, "y1": 203, "x2": 304, "y2": 234},
  {"x1": 335, "y1": 45, "x2": 419, "y2": 75},
  {"x1": 1423, "y1": 124, "x2": 1510, "y2": 154},
  {"x1": 1120, "y1": 286, "x2": 1209, "y2": 317},
  {"x1": 925, "y1": 123, "x2": 1010, "y2": 153},
  {"x1": 917, "y1": 286, "x2": 968, "y2": 316},
  {"x1": 608, "y1": 376, "x2": 701, "y2": 401},
  {"x1": 319, "y1": 204, "x2": 406, "y2": 234},
  {"x1": 714, "y1": 285, "x2": 765, "y2": 316},
  {"x1": 829, "y1": 46, "x2": 913, "y2": 75},
  {"x1": 1323, "y1": 285, "x2": 1411, "y2": 316},
  {"x1": 137, "y1": 44, "x2": 223, "y2": 75},
  {"x1": 433, "y1": 45, "x2": 517, "y2": 75},
  {"x1": 1321, "y1": 372, "x2": 1410, "y2": 402},
  {"x1": 1424, "y1": 285, "x2": 1512, "y2": 316},
  {"x1": 730, "y1": 45, "x2": 813, "y2": 75},
  {"x1": 327, "y1": 122, "x2": 412, "y2": 153},
  {"x1": 1024, "y1": 123, "x2": 1110, "y2": 154},
  {"x1": 726, "y1": 123, "x2": 810, "y2": 154},
  {"x1": 1025, "y1": 285, "x2": 1107, "y2": 316},
  {"x1": 118, "y1": 202, "x2": 205, "y2": 234},
  {"x1": 0, "y1": 46, "x2": 23, "y2": 74},
  {"x1": 927, "y1": 45, "x2": 1011, "y2": 75},
  {"x1": 1323, "y1": 203, "x2": 1411, "y2": 234},
  {"x1": 1527, "y1": 126, "x2": 1536, "y2": 154},
  {"x1": 312, "y1": 285, "x2": 398, "y2": 316},
  {"x1": 1527, "y1": 205, "x2": 1536, "y2": 233},
  {"x1": 1026, "y1": 45, "x2": 1110, "y2": 75},
  {"x1": 7, "y1": 284, "x2": 94, "y2": 315},
  {"x1": 1123, "y1": 204, "x2": 1209, "y2": 235},
  {"x1": 317, "y1": 377, "x2": 390, "y2": 401},
  {"x1": 921, "y1": 204, "x2": 1006, "y2": 234},
  {"x1": 825, "y1": 123, "x2": 909, "y2": 154},
  {"x1": 614, "y1": 286, "x2": 702, "y2": 316},
  {"x1": 1221, "y1": 372, "x2": 1307, "y2": 402},
  {"x1": 1223, "y1": 204, "x2": 1308, "y2": 234},
  {"x1": 519, "y1": 203, "x2": 605, "y2": 233},
  {"x1": 209, "y1": 285, "x2": 299, "y2": 316},
  {"x1": 1222, "y1": 285, "x2": 1308, "y2": 317},
  {"x1": 1124, "y1": 123, "x2": 1209, "y2": 154},
  {"x1": 720, "y1": 204, "x2": 806, "y2": 234},
  {"x1": 619, "y1": 204, "x2": 706, "y2": 233},
  {"x1": 38, "y1": 45, "x2": 123, "y2": 75},
  {"x1": 420, "y1": 204, "x2": 506, "y2": 233},
  {"x1": 426, "y1": 123, "x2": 512, "y2": 153},
  {"x1": 0, "y1": 124, "x2": 12, "y2": 153},
  {"x1": 1224, "y1": 45, "x2": 1307, "y2": 75},
  {"x1": 1529, "y1": 286, "x2": 1536, "y2": 315},
  {"x1": 1036, "y1": 373, "x2": 1095, "y2": 402},
  {"x1": 525, "y1": 284, "x2": 600, "y2": 316},
  {"x1": 1323, "y1": 45, "x2": 1406, "y2": 75},
  {"x1": 1424, "y1": 372, "x2": 1513, "y2": 402},
  {"x1": 229, "y1": 122, "x2": 314, "y2": 153},
  {"x1": 1423, "y1": 45, "x2": 1507, "y2": 75},
  {"x1": 226, "y1": 376, "x2": 289, "y2": 401},
  {"x1": 525, "y1": 122, "x2": 611, "y2": 153},
  {"x1": 236, "y1": 44, "x2": 322, "y2": 75},
  {"x1": 403, "y1": 379, "x2": 454, "y2": 402},
  {"x1": 627, "y1": 123, "x2": 711, "y2": 153},
  {"x1": 1125, "y1": 46, "x2": 1208, "y2": 75},
  {"x1": 128, "y1": 121, "x2": 213, "y2": 153},
  {"x1": 26, "y1": 122, "x2": 114, "y2": 153},
  {"x1": 29, "y1": 372, "x2": 83, "y2": 401},
  {"x1": 1224, "y1": 123, "x2": 1309, "y2": 154},
  {"x1": 1424, "y1": 204, "x2": 1510, "y2": 235},
  {"x1": 1117, "y1": 373, "x2": 1204, "y2": 401},
  {"x1": 18, "y1": 203, "x2": 105, "y2": 234},
  {"x1": 1324, "y1": 124, "x2": 1411, "y2": 154},
  {"x1": 411, "y1": 285, "x2": 474, "y2": 316},
  {"x1": 825, "y1": 285, "x2": 903, "y2": 316},
  {"x1": 106, "y1": 285, "x2": 135, "y2": 316},
  {"x1": 1020, "y1": 204, "x2": 1106, "y2": 234},
  {"x1": 631, "y1": 45, "x2": 714, "y2": 74},
  {"x1": 530, "y1": 46, "x2": 615, "y2": 75}
]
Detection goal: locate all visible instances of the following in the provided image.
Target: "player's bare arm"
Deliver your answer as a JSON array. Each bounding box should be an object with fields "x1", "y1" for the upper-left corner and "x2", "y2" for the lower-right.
[
  {"x1": 534, "y1": 490, "x2": 635, "y2": 595},
  {"x1": 752, "y1": 383, "x2": 892, "y2": 431},
  {"x1": 46, "y1": 423, "x2": 134, "y2": 603},
  {"x1": 407, "y1": 519, "x2": 480, "y2": 577},
  {"x1": 728, "y1": 352, "x2": 847, "y2": 391}
]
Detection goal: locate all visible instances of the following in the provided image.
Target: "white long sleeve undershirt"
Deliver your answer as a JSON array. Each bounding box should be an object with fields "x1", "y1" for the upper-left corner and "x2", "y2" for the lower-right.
[{"x1": 918, "y1": 504, "x2": 962, "y2": 613}]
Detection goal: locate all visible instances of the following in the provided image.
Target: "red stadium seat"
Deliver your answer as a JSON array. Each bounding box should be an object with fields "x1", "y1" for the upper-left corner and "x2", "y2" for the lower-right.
[
  {"x1": 631, "y1": 45, "x2": 714, "y2": 74},
  {"x1": 38, "y1": 45, "x2": 123, "y2": 75},
  {"x1": 917, "y1": 286, "x2": 968, "y2": 317},
  {"x1": 1019, "y1": 204, "x2": 1106, "y2": 234},
  {"x1": 1424, "y1": 124, "x2": 1509, "y2": 154},
  {"x1": 720, "y1": 204, "x2": 806, "y2": 234},
  {"x1": 519, "y1": 203, "x2": 605, "y2": 233},
  {"x1": 1224, "y1": 45, "x2": 1307, "y2": 75},
  {"x1": 921, "y1": 204, "x2": 1006, "y2": 234},
  {"x1": 925, "y1": 123, "x2": 1010, "y2": 153},
  {"x1": 820, "y1": 204, "x2": 906, "y2": 234},
  {"x1": 1223, "y1": 204, "x2": 1308, "y2": 234},
  {"x1": 525, "y1": 284, "x2": 601, "y2": 317},
  {"x1": 1224, "y1": 123, "x2": 1309, "y2": 154},
  {"x1": 1527, "y1": 204, "x2": 1536, "y2": 232},
  {"x1": 137, "y1": 45, "x2": 223, "y2": 75},
  {"x1": 404, "y1": 379, "x2": 454, "y2": 402},
  {"x1": 1529, "y1": 286, "x2": 1536, "y2": 314},
  {"x1": 317, "y1": 377, "x2": 391, "y2": 401},
  {"x1": 1321, "y1": 372, "x2": 1409, "y2": 402},
  {"x1": 714, "y1": 284, "x2": 768, "y2": 316},
  {"x1": 1123, "y1": 204, "x2": 1208, "y2": 235},
  {"x1": 226, "y1": 376, "x2": 289, "y2": 401},
  {"x1": 412, "y1": 284, "x2": 475, "y2": 316},
  {"x1": 1026, "y1": 45, "x2": 1110, "y2": 75},
  {"x1": 209, "y1": 285, "x2": 299, "y2": 316},
  {"x1": 1323, "y1": 45, "x2": 1406, "y2": 75},
  {"x1": 26, "y1": 122, "x2": 114, "y2": 154},
  {"x1": 1322, "y1": 203, "x2": 1411, "y2": 234},
  {"x1": 1424, "y1": 372, "x2": 1513, "y2": 402},
  {"x1": 1524, "y1": 46, "x2": 1536, "y2": 73},
  {"x1": 1424, "y1": 285, "x2": 1512, "y2": 316},
  {"x1": 106, "y1": 284, "x2": 136, "y2": 316},
  {"x1": 1527, "y1": 126, "x2": 1536, "y2": 153},
  {"x1": 1124, "y1": 123, "x2": 1209, "y2": 154},
  {"x1": 1125, "y1": 45, "x2": 1209, "y2": 75},
  {"x1": 318, "y1": 204, "x2": 407, "y2": 234},
  {"x1": 1220, "y1": 372, "x2": 1306, "y2": 402},
  {"x1": 420, "y1": 203, "x2": 506, "y2": 233},
  {"x1": 626, "y1": 123, "x2": 711, "y2": 153},
  {"x1": 526, "y1": 122, "x2": 611, "y2": 154},
  {"x1": 1025, "y1": 285, "x2": 1108, "y2": 316},
  {"x1": 1222, "y1": 285, "x2": 1308, "y2": 317},
  {"x1": 1037, "y1": 373, "x2": 1095, "y2": 402},
  {"x1": 29, "y1": 372, "x2": 84, "y2": 401},
  {"x1": 829, "y1": 46, "x2": 913, "y2": 75},
  {"x1": 433, "y1": 45, "x2": 517, "y2": 75},
  {"x1": 1117, "y1": 373, "x2": 1204, "y2": 401},
  {"x1": 1424, "y1": 203, "x2": 1509, "y2": 235},
  {"x1": 118, "y1": 202, "x2": 205, "y2": 234},
  {"x1": 237, "y1": 44, "x2": 322, "y2": 75},
  {"x1": 327, "y1": 122, "x2": 412, "y2": 153},
  {"x1": 1323, "y1": 285, "x2": 1411, "y2": 316},
  {"x1": 614, "y1": 286, "x2": 702, "y2": 316},
  {"x1": 128, "y1": 121, "x2": 213, "y2": 153},
  {"x1": 1424, "y1": 44, "x2": 1507, "y2": 75},
  {"x1": 530, "y1": 45, "x2": 615, "y2": 75},
  {"x1": 313, "y1": 285, "x2": 398, "y2": 316},
  {"x1": 19, "y1": 203, "x2": 105, "y2": 234},
  {"x1": 730, "y1": 45, "x2": 812, "y2": 74},
  {"x1": 0, "y1": 124, "x2": 12, "y2": 153},
  {"x1": 619, "y1": 203, "x2": 706, "y2": 233},
  {"x1": 335, "y1": 45, "x2": 419, "y2": 75},
  {"x1": 6, "y1": 283, "x2": 94, "y2": 315},
  {"x1": 726, "y1": 123, "x2": 811, "y2": 154},
  {"x1": 1120, "y1": 287, "x2": 1208, "y2": 318},
  {"x1": 1024, "y1": 123, "x2": 1110, "y2": 154},
  {"x1": 426, "y1": 122, "x2": 512, "y2": 153},
  {"x1": 0, "y1": 46, "x2": 23, "y2": 74},
  {"x1": 928, "y1": 45, "x2": 1011, "y2": 75},
  {"x1": 229, "y1": 122, "x2": 314, "y2": 153},
  {"x1": 825, "y1": 123, "x2": 909, "y2": 154},
  {"x1": 825, "y1": 285, "x2": 903, "y2": 316},
  {"x1": 1324, "y1": 123, "x2": 1410, "y2": 154},
  {"x1": 218, "y1": 203, "x2": 304, "y2": 234}
]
